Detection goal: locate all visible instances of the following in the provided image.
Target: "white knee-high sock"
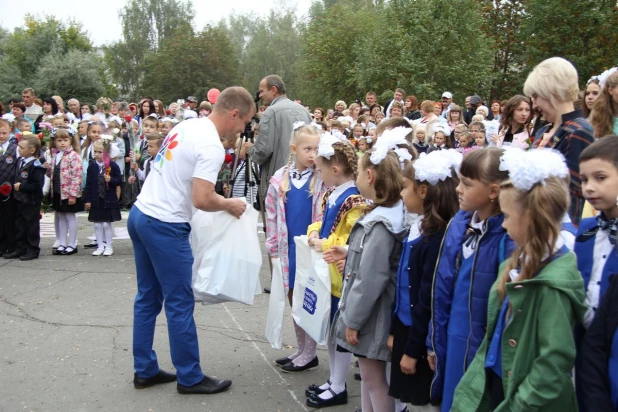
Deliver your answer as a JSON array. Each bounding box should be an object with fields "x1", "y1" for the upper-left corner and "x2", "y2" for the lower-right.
[
  {"x1": 56, "y1": 212, "x2": 68, "y2": 246},
  {"x1": 359, "y1": 358, "x2": 395, "y2": 412},
  {"x1": 319, "y1": 338, "x2": 337, "y2": 390},
  {"x1": 293, "y1": 332, "x2": 317, "y2": 366},
  {"x1": 66, "y1": 213, "x2": 78, "y2": 248},
  {"x1": 103, "y1": 222, "x2": 113, "y2": 248},
  {"x1": 289, "y1": 319, "x2": 306, "y2": 360},
  {"x1": 94, "y1": 223, "x2": 104, "y2": 249},
  {"x1": 319, "y1": 345, "x2": 351, "y2": 399},
  {"x1": 54, "y1": 212, "x2": 61, "y2": 243}
]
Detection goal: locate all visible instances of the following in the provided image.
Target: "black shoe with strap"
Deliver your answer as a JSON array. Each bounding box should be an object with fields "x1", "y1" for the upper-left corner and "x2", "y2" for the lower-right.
[
  {"x1": 133, "y1": 369, "x2": 177, "y2": 389},
  {"x1": 305, "y1": 379, "x2": 331, "y2": 397},
  {"x1": 177, "y1": 375, "x2": 232, "y2": 395},
  {"x1": 275, "y1": 356, "x2": 293, "y2": 366},
  {"x1": 281, "y1": 356, "x2": 318, "y2": 373},
  {"x1": 306, "y1": 388, "x2": 348, "y2": 408}
]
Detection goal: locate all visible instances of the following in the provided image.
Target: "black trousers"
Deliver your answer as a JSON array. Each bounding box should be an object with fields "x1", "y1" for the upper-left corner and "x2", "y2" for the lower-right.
[
  {"x1": 0, "y1": 197, "x2": 17, "y2": 253},
  {"x1": 15, "y1": 202, "x2": 40, "y2": 256}
]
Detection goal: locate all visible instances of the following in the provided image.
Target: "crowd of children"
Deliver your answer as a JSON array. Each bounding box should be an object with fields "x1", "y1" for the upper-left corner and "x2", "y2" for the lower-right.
[
  {"x1": 1, "y1": 56, "x2": 618, "y2": 411},
  {"x1": 262, "y1": 57, "x2": 618, "y2": 412}
]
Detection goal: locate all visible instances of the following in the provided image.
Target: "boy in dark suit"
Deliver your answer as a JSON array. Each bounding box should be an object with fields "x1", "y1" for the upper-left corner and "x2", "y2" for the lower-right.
[
  {"x1": 0, "y1": 118, "x2": 18, "y2": 256},
  {"x1": 4, "y1": 135, "x2": 46, "y2": 261}
]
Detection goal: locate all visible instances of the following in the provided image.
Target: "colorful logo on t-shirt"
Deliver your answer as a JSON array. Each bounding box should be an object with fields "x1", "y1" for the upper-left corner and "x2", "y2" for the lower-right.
[{"x1": 155, "y1": 132, "x2": 180, "y2": 167}]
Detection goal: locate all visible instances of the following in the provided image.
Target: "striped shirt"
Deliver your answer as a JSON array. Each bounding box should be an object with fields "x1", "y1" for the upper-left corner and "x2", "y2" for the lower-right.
[
  {"x1": 231, "y1": 160, "x2": 258, "y2": 204},
  {"x1": 534, "y1": 110, "x2": 594, "y2": 226}
]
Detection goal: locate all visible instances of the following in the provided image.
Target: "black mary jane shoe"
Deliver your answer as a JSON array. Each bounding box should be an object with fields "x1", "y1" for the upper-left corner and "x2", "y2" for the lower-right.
[
  {"x1": 275, "y1": 356, "x2": 293, "y2": 366},
  {"x1": 133, "y1": 369, "x2": 177, "y2": 389},
  {"x1": 84, "y1": 241, "x2": 99, "y2": 249},
  {"x1": 61, "y1": 246, "x2": 78, "y2": 255},
  {"x1": 306, "y1": 388, "x2": 348, "y2": 408},
  {"x1": 53, "y1": 246, "x2": 66, "y2": 255},
  {"x1": 305, "y1": 380, "x2": 331, "y2": 397},
  {"x1": 354, "y1": 372, "x2": 362, "y2": 381},
  {"x1": 281, "y1": 357, "x2": 318, "y2": 373}
]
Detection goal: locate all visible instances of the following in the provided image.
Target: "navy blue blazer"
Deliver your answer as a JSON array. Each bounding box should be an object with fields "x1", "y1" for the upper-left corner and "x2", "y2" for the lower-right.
[{"x1": 83, "y1": 161, "x2": 121, "y2": 208}]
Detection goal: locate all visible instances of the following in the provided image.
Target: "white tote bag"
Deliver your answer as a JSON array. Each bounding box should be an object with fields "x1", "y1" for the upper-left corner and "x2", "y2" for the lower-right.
[
  {"x1": 190, "y1": 202, "x2": 262, "y2": 305},
  {"x1": 291, "y1": 236, "x2": 332, "y2": 345},
  {"x1": 264, "y1": 258, "x2": 286, "y2": 349}
]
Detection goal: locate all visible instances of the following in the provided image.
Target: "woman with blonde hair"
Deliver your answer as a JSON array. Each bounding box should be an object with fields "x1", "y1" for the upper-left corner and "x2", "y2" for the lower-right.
[
  {"x1": 523, "y1": 56, "x2": 594, "y2": 225},
  {"x1": 589, "y1": 68, "x2": 618, "y2": 137}
]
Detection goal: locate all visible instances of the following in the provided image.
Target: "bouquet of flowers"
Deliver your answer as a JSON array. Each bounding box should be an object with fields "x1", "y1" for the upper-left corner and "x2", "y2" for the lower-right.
[
  {"x1": 101, "y1": 135, "x2": 114, "y2": 188},
  {"x1": 38, "y1": 122, "x2": 53, "y2": 144}
]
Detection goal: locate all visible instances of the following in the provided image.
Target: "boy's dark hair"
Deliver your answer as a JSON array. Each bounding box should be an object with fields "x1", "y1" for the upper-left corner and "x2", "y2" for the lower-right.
[
  {"x1": 145, "y1": 133, "x2": 165, "y2": 147},
  {"x1": 580, "y1": 135, "x2": 618, "y2": 168}
]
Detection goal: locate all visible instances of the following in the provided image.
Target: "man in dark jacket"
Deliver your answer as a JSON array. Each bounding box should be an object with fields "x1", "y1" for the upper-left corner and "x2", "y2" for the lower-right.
[{"x1": 464, "y1": 95, "x2": 482, "y2": 124}]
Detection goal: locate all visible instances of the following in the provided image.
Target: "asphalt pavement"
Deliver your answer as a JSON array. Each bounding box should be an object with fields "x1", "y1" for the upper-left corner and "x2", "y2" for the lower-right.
[{"x1": 0, "y1": 212, "x2": 361, "y2": 412}]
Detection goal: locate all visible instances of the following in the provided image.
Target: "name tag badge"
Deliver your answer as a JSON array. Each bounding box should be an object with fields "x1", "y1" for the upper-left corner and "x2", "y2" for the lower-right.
[
  {"x1": 5, "y1": 156, "x2": 12, "y2": 164},
  {"x1": 21, "y1": 171, "x2": 28, "y2": 179}
]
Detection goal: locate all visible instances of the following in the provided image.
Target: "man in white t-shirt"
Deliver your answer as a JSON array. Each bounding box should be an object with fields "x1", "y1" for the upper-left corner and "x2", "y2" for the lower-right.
[{"x1": 128, "y1": 87, "x2": 254, "y2": 395}]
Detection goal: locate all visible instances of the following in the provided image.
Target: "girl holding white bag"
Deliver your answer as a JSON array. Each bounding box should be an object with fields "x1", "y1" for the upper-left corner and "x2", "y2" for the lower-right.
[
  {"x1": 304, "y1": 133, "x2": 365, "y2": 408},
  {"x1": 264, "y1": 123, "x2": 326, "y2": 371}
]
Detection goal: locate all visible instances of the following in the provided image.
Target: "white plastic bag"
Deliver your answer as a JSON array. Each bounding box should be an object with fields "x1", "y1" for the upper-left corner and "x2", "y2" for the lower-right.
[
  {"x1": 265, "y1": 258, "x2": 286, "y2": 349},
  {"x1": 291, "y1": 235, "x2": 331, "y2": 345},
  {"x1": 190, "y1": 202, "x2": 262, "y2": 305}
]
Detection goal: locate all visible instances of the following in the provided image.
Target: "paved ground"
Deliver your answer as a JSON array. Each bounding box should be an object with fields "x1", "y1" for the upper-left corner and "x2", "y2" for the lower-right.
[{"x1": 0, "y1": 212, "x2": 361, "y2": 412}]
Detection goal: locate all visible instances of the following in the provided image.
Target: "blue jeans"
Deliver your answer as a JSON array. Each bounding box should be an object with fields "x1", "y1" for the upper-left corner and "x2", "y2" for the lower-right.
[{"x1": 128, "y1": 206, "x2": 204, "y2": 386}]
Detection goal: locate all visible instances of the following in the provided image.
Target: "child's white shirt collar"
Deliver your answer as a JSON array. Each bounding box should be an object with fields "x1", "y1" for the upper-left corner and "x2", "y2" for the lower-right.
[{"x1": 328, "y1": 180, "x2": 356, "y2": 206}]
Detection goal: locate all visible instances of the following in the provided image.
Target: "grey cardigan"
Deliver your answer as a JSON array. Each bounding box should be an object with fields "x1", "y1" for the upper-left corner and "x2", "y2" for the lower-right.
[
  {"x1": 248, "y1": 95, "x2": 311, "y2": 199},
  {"x1": 333, "y1": 201, "x2": 407, "y2": 362}
]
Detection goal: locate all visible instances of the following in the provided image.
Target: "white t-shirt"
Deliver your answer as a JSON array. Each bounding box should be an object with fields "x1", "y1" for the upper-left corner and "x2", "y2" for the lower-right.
[{"x1": 135, "y1": 117, "x2": 224, "y2": 223}]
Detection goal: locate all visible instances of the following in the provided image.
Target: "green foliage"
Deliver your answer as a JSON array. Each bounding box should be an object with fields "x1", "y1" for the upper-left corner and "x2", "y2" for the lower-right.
[
  {"x1": 0, "y1": 14, "x2": 103, "y2": 103},
  {"x1": 32, "y1": 49, "x2": 106, "y2": 102},
  {"x1": 105, "y1": 0, "x2": 195, "y2": 100},
  {"x1": 142, "y1": 26, "x2": 240, "y2": 104}
]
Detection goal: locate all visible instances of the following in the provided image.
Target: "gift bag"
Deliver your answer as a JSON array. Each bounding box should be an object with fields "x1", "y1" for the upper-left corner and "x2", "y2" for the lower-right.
[
  {"x1": 291, "y1": 235, "x2": 331, "y2": 345},
  {"x1": 191, "y1": 201, "x2": 262, "y2": 305},
  {"x1": 265, "y1": 258, "x2": 286, "y2": 349}
]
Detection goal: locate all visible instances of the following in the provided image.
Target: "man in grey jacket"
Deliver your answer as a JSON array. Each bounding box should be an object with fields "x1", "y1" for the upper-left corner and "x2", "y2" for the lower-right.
[{"x1": 245, "y1": 75, "x2": 311, "y2": 201}]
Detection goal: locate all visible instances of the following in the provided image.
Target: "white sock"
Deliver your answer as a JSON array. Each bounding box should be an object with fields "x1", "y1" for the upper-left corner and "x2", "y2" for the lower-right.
[
  {"x1": 319, "y1": 339, "x2": 337, "y2": 391},
  {"x1": 66, "y1": 213, "x2": 78, "y2": 248},
  {"x1": 289, "y1": 319, "x2": 306, "y2": 361},
  {"x1": 54, "y1": 212, "x2": 61, "y2": 244},
  {"x1": 103, "y1": 222, "x2": 113, "y2": 248},
  {"x1": 56, "y1": 212, "x2": 68, "y2": 246},
  {"x1": 293, "y1": 332, "x2": 317, "y2": 367},
  {"x1": 319, "y1": 345, "x2": 351, "y2": 400},
  {"x1": 94, "y1": 223, "x2": 104, "y2": 249}
]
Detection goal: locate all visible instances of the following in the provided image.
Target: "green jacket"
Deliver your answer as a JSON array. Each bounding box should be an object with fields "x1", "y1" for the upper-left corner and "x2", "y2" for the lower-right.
[{"x1": 451, "y1": 252, "x2": 586, "y2": 412}]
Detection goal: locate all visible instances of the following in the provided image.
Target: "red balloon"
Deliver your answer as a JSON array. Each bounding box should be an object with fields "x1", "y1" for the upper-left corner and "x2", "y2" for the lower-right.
[{"x1": 207, "y1": 88, "x2": 221, "y2": 104}]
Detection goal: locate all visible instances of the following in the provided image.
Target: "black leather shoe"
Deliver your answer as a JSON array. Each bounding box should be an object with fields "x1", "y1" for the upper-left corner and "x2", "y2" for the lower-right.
[
  {"x1": 84, "y1": 241, "x2": 98, "y2": 249},
  {"x1": 306, "y1": 388, "x2": 348, "y2": 408},
  {"x1": 281, "y1": 357, "x2": 318, "y2": 373},
  {"x1": 61, "y1": 246, "x2": 78, "y2": 255},
  {"x1": 19, "y1": 254, "x2": 39, "y2": 261},
  {"x1": 177, "y1": 375, "x2": 232, "y2": 394},
  {"x1": 4, "y1": 251, "x2": 23, "y2": 259},
  {"x1": 305, "y1": 380, "x2": 331, "y2": 397},
  {"x1": 354, "y1": 372, "x2": 362, "y2": 381},
  {"x1": 133, "y1": 369, "x2": 177, "y2": 389},
  {"x1": 275, "y1": 356, "x2": 293, "y2": 366},
  {"x1": 263, "y1": 287, "x2": 271, "y2": 294}
]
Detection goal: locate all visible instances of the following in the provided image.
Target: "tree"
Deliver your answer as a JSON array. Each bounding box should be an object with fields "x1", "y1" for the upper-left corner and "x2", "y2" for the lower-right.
[
  {"x1": 142, "y1": 26, "x2": 240, "y2": 104},
  {"x1": 299, "y1": 0, "x2": 376, "y2": 107},
  {"x1": 33, "y1": 49, "x2": 107, "y2": 102},
  {"x1": 520, "y1": 0, "x2": 618, "y2": 86},
  {"x1": 105, "y1": 0, "x2": 195, "y2": 100}
]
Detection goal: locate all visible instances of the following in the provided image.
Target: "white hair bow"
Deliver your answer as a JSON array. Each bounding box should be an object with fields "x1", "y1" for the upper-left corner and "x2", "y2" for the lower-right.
[
  {"x1": 414, "y1": 149, "x2": 463, "y2": 185},
  {"x1": 318, "y1": 132, "x2": 342, "y2": 159},
  {"x1": 370, "y1": 126, "x2": 412, "y2": 165},
  {"x1": 499, "y1": 148, "x2": 569, "y2": 192},
  {"x1": 293, "y1": 121, "x2": 306, "y2": 131},
  {"x1": 598, "y1": 67, "x2": 618, "y2": 87}
]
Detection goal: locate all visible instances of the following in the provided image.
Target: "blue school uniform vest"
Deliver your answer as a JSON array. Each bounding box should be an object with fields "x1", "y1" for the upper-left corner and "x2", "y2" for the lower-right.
[
  {"x1": 319, "y1": 186, "x2": 360, "y2": 238},
  {"x1": 395, "y1": 236, "x2": 422, "y2": 326},
  {"x1": 285, "y1": 178, "x2": 313, "y2": 288}
]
